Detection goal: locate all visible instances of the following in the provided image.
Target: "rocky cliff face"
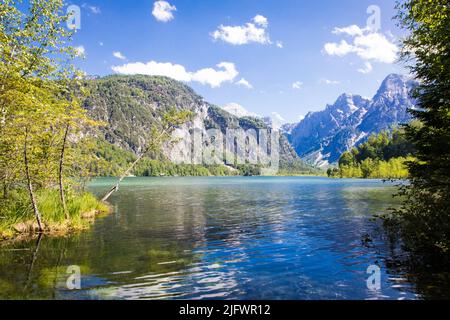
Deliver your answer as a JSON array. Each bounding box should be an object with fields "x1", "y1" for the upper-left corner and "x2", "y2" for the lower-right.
[
  {"x1": 288, "y1": 74, "x2": 418, "y2": 167},
  {"x1": 82, "y1": 75, "x2": 311, "y2": 172}
]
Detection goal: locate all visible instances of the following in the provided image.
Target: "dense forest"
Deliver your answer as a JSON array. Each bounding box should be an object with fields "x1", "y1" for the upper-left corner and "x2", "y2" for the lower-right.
[
  {"x1": 89, "y1": 137, "x2": 314, "y2": 178},
  {"x1": 327, "y1": 127, "x2": 416, "y2": 179}
]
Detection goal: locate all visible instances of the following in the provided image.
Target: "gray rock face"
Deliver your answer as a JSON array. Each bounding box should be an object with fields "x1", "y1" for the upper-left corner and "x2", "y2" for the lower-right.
[
  {"x1": 289, "y1": 74, "x2": 418, "y2": 167},
  {"x1": 82, "y1": 75, "x2": 311, "y2": 172}
]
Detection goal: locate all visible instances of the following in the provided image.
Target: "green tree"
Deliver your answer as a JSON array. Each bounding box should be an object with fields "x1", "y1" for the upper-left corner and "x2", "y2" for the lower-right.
[
  {"x1": 393, "y1": 0, "x2": 450, "y2": 258},
  {"x1": 334, "y1": 129, "x2": 414, "y2": 179},
  {"x1": 360, "y1": 158, "x2": 374, "y2": 178},
  {"x1": 339, "y1": 151, "x2": 355, "y2": 167},
  {"x1": 0, "y1": 0, "x2": 95, "y2": 232}
]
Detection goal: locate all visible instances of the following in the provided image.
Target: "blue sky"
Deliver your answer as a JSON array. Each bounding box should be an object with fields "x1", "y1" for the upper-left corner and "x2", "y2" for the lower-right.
[{"x1": 65, "y1": 0, "x2": 407, "y2": 122}]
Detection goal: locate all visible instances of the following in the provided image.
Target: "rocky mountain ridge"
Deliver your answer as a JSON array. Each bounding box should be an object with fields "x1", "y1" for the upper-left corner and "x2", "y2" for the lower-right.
[
  {"x1": 82, "y1": 75, "x2": 312, "y2": 173},
  {"x1": 288, "y1": 74, "x2": 418, "y2": 167}
]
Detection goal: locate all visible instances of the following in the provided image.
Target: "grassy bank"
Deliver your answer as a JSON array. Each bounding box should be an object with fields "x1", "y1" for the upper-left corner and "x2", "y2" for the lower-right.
[{"x1": 0, "y1": 189, "x2": 109, "y2": 241}]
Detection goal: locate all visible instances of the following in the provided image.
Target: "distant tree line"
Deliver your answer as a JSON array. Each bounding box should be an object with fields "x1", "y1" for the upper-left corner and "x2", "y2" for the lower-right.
[{"x1": 327, "y1": 127, "x2": 416, "y2": 179}]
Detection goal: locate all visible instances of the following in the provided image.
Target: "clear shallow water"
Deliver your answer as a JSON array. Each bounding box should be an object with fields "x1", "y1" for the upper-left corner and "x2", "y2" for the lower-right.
[{"x1": 0, "y1": 177, "x2": 422, "y2": 300}]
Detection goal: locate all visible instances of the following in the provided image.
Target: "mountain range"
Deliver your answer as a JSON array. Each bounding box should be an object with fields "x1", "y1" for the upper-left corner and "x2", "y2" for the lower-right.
[
  {"x1": 82, "y1": 75, "x2": 312, "y2": 173},
  {"x1": 286, "y1": 74, "x2": 418, "y2": 167},
  {"x1": 81, "y1": 73, "x2": 417, "y2": 172}
]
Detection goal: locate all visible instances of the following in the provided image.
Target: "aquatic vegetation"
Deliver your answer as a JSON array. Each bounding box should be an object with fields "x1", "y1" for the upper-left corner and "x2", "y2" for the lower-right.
[{"x1": 0, "y1": 189, "x2": 109, "y2": 240}]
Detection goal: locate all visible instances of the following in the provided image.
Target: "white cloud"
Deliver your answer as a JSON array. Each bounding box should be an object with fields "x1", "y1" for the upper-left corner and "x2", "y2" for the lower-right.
[
  {"x1": 191, "y1": 62, "x2": 238, "y2": 88},
  {"x1": 222, "y1": 103, "x2": 259, "y2": 118},
  {"x1": 352, "y1": 33, "x2": 398, "y2": 63},
  {"x1": 113, "y1": 51, "x2": 127, "y2": 60},
  {"x1": 324, "y1": 40, "x2": 354, "y2": 57},
  {"x1": 211, "y1": 15, "x2": 271, "y2": 46},
  {"x1": 152, "y1": 1, "x2": 176, "y2": 22},
  {"x1": 74, "y1": 45, "x2": 86, "y2": 57},
  {"x1": 99, "y1": 42, "x2": 104, "y2": 46},
  {"x1": 332, "y1": 25, "x2": 364, "y2": 37},
  {"x1": 253, "y1": 15, "x2": 268, "y2": 27},
  {"x1": 236, "y1": 78, "x2": 253, "y2": 89},
  {"x1": 292, "y1": 81, "x2": 303, "y2": 90},
  {"x1": 320, "y1": 79, "x2": 340, "y2": 85},
  {"x1": 276, "y1": 41, "x2": 283, "y2": 48},
  {"x1": 112, "y1": 60, "x2": 239, "y2": 88},
  {"x1": 324, "y1": 24, "x2": 398, "y2": 64},
  {"x1": 112, "y1": 61, "x2": 191, "y2": 82},
  {"x1": 358, "y1": 62, "x2": 373, "y2": 74}
]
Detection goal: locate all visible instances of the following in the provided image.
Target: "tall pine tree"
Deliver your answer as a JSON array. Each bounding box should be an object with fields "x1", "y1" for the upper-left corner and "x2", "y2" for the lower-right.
[{"x1": 395, "y1": 0, "x2": 450, "y2": 259}]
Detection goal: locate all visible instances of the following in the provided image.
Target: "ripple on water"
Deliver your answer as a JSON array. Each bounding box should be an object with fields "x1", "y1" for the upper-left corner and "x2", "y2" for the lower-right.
[{"x1": 0, "y1": 177, "x2": 427, "y2": 300}]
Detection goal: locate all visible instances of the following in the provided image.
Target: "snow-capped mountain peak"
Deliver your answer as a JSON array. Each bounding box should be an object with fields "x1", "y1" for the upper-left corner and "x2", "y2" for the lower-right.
[{"x1": 287, "y1": 74, "x2": 418, "y2": 167}]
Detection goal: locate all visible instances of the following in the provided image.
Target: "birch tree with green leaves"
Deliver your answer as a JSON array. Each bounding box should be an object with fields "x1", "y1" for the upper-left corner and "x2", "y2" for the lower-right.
[{"x1": 0, "y1": 0, "x2": 97, "y2": 233}]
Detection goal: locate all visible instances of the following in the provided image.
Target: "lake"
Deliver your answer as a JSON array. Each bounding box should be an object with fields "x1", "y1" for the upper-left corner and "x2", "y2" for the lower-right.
[{"x1": 0, "y1": 177, "x2": 424, "y2": 300}]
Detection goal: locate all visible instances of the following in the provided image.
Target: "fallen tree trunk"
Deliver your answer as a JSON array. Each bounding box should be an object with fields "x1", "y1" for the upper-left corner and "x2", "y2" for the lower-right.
[
  {"x1": 101, "y1": 152, "x2": 147, "y2": 202},
  {"x1": 101, "y1": 129, "x2": 168, "y2": 202}
]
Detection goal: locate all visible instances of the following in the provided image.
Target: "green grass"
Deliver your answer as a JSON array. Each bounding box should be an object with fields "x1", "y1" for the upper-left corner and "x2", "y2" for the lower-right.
[{"x1": 0, "y1": 188, "x2": 109, "y2": 240}]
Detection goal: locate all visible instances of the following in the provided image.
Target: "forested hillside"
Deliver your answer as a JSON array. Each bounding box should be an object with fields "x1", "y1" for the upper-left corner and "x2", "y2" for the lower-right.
[
  {"x1": 81, "y1": 75, "x2": 315, "y2": 176},
  {"x1": 327, "y1": 127, "x2": 416, "y2": 179}
]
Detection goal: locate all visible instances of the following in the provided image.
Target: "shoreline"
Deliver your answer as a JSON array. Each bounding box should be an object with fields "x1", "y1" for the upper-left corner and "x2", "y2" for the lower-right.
[
  {"x1": 1, "y1": 176, "x2": 399, "y2": 244},
  {"x1": 0, "y1": 203, "x2": 111, "y2": 244}
]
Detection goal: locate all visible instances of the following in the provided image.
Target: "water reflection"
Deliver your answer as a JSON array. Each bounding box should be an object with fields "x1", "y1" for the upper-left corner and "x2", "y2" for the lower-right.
[{"x1": 0, "y1": 177, "x2": 446, "y2": 299}]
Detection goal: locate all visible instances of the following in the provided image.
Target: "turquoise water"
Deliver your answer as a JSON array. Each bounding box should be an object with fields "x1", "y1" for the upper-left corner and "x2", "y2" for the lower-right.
[{"x1": 0, "y1": 177, "x2": 421, "y2": 300}]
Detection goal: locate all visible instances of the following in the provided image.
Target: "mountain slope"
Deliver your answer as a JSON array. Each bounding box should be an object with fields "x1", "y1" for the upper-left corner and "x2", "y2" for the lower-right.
[
  {"x1": 289, "y1": 74, "x2": 418, "y2": 167},
  {"x1": 82, "y1": 75, "x2": 312, "y2": 173}
]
